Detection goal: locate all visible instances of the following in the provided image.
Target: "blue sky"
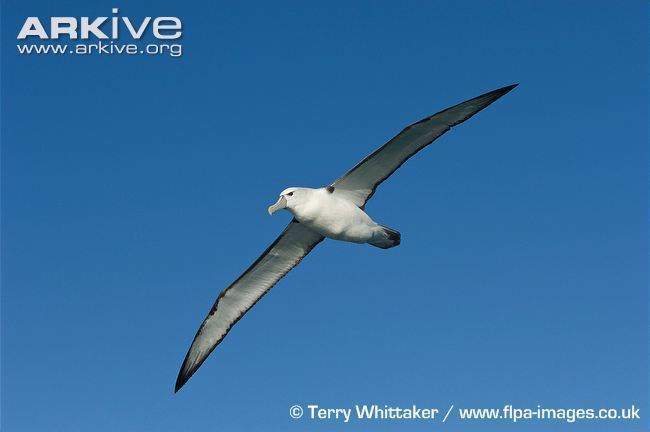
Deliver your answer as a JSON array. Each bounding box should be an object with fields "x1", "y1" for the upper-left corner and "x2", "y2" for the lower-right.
[{"x1": 2, "y1": 1, "x2": 647, "y2": 431}]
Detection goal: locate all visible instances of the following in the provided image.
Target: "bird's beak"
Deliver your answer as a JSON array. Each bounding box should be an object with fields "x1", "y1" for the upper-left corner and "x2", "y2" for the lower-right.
[{"x1": 267, "y1": 196, "x2": 287, "y2": 215}]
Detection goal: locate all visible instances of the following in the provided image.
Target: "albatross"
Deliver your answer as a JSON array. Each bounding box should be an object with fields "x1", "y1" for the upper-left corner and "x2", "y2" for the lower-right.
[{"x1": 175, "y1": 84, "x2": 517, "y2": 392}]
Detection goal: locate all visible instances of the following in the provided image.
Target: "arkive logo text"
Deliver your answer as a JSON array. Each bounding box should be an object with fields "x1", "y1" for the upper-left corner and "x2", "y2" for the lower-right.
[{"x1": 16, "y1": 8, "x2": 183, "y2": 57}]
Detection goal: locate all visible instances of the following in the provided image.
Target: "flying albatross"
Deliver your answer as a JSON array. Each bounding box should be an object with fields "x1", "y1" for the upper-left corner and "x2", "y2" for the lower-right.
[{"x1": 175, "y1": 84, "x2": 517, "y2": 392}]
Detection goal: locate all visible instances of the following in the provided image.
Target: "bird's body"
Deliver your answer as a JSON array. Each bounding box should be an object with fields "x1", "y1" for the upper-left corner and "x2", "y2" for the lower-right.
[
  {"x1": 278, "y1": 186, "x2": 393, "y2": 246},
  {"x1": 174, "y1": 84, "x2": 518, "y2": 392}
]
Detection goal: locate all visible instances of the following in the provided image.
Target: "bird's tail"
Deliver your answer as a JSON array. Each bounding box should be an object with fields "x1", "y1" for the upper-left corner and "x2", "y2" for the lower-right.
[{"x1": 368, "y1": 225, "x2": 401, "y2": 249}]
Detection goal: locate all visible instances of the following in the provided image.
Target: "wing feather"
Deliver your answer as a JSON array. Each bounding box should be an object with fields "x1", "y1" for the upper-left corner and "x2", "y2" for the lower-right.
[
  {"x1": 331, "y1": 84, "x2": 518, "y2": 207},
  {"x1": 175, "y1": 220, "x2": 323, "y2": 392}
]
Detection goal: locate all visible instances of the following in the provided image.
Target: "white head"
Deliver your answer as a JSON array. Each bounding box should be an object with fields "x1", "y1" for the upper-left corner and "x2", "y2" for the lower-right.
[{"x1": 267, "y1": 187, "x2": 307, "y2": 215}]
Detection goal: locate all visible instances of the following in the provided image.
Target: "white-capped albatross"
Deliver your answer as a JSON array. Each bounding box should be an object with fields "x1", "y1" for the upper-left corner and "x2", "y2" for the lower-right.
[{"x1": 175, "y1": 84, "x2": 517, "y2": 392}]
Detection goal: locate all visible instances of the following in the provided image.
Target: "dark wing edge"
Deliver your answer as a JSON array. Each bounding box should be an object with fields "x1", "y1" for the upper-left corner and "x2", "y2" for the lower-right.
[
  {"x1": 331, "y1": 84, "x2": 518, "y2": 207},
  {"x1": 174, "y1": 220, "x2": 324, "y2": 392}
]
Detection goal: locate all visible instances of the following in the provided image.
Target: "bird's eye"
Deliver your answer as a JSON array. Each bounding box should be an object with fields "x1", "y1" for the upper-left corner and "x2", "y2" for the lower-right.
[{"x1": 287, "y1": 192, "x2": 294, "y2": 196}]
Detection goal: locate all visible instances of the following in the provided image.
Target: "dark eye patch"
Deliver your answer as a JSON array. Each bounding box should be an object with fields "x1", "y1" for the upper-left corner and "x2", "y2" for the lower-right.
[{"x1": 287, "y1": 192, "x2": 294, "y2": 196}]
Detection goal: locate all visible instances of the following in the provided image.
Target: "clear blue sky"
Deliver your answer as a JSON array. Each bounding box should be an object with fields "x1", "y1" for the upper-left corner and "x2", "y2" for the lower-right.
[{"x1": 2, "y1": 1, "x2": 647, "y2": 431}]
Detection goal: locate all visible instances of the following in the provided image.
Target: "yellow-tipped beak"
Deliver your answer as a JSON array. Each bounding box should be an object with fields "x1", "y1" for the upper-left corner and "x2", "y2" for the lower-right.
[{"x1": 267, "y1": 195, "x2": 287, "y2": 215}]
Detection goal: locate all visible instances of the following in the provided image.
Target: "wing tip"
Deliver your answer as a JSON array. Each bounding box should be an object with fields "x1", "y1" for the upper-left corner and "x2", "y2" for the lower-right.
[
  {"x1": 495, "y1": 83, "x2": 519, "y2": 95},
  {"x1": 175, "y1": 354, "x2": 199, "y2": 393},
  {"x1": 174, "y1": 367, "x2": 191, "y2": 393}
]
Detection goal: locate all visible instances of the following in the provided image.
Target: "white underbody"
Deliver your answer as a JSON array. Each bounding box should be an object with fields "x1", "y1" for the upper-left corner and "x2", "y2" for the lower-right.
[{"x1": 288, "y1": 188, "x2": 381, "y2": 243}]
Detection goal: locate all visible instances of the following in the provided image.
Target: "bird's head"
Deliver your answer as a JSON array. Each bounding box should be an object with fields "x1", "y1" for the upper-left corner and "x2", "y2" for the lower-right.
[{"x1": 268, "y1": 187, "x2": 305, "y2": 215}]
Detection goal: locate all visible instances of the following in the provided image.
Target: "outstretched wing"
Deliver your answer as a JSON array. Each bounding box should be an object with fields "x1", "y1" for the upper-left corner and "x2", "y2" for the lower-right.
[
  {"x1": 175, "y1": 220, "x2": 324, "y2": 392},
  {"x1": 330, "y1": 84, "x2": 518, "y2": 207}
]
